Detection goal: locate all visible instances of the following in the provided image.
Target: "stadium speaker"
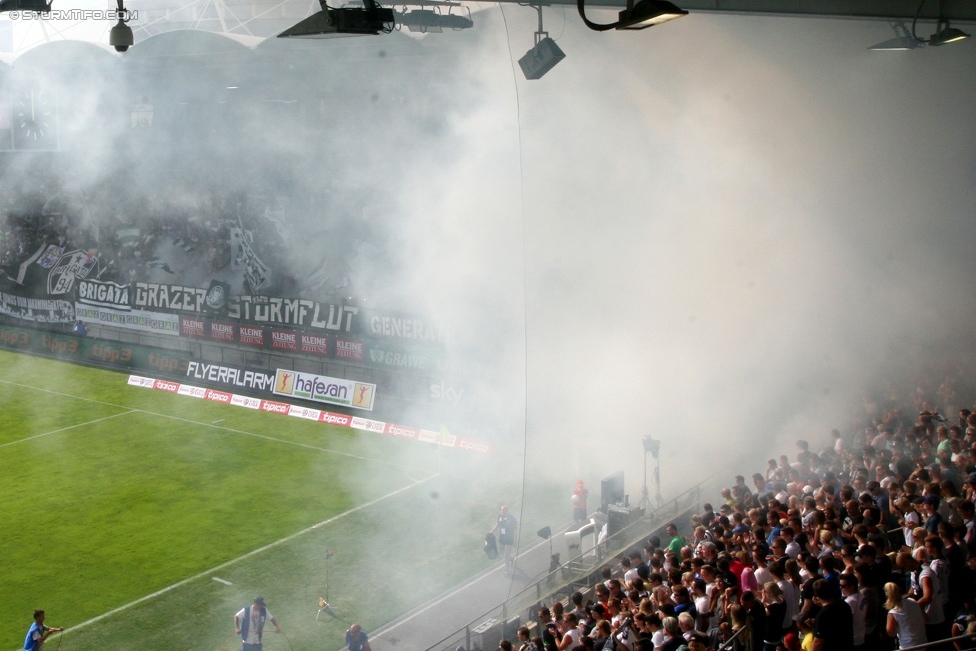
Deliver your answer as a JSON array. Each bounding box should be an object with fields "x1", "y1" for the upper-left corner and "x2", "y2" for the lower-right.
[
  {"x1": 471, "y1": 617, "x2": 504, "y2": 651},
  {"x1": 517, "y1": 36, "x2": 565, "y2": 80},
  {"x1": 607, "y1": 504, "x2": 635, "y2": 537}
]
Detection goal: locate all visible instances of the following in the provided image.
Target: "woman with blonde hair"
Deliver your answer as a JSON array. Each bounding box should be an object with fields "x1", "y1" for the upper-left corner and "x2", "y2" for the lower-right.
[
  {"x1": 761, "y1": 583, "x2": 786, "y2": 651},
  {"x1": 884, "y1": 582, "x2": 927, "y2": 649}
]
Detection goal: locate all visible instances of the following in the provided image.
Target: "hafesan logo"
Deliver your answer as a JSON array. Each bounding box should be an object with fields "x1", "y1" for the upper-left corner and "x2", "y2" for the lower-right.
[
  {"x1": 352, "y1": 383, "x2": 374, "y2": 409},
  {"x1": 275, "y1": 370, "x2": 294, "y2": 394}
]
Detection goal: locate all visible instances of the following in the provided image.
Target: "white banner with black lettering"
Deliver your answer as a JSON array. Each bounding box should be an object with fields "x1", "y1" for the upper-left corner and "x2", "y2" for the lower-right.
[
  {"x1": 74, "y1": 304, "x2": 180, "y2": 336},
  {"x1": 76, "y1": 279, "x2": 131, "y2": 311},
  {"x1": 0, "y1": 292, "x2": 75, "y2": 323}
]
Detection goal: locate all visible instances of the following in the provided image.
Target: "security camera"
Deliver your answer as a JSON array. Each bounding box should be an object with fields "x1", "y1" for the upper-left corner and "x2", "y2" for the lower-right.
[{"x1": 110, "y1": 18, "x2": 133, "y2": 52}]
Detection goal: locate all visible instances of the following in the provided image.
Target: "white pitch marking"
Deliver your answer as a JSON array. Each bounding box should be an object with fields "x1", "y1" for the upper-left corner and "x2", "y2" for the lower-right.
[
  {"x1": 0, "y1": 378, "x2": 425, "y2": 471},
  {"x1": 212, "y1": 419, "x2": 225, "y2": 423},
  {"x1": 212, "y1": 577, "x2": 233, "y2": 585},
  {"x1": 368, "y1": 526, "x2": 557, "y2": 640},
  {"x1": 54, "y1": 474, "x2": 437, "y2": 638},
  {"x1": 0, "y1": 410, "x2": 136, "y2": 450}
]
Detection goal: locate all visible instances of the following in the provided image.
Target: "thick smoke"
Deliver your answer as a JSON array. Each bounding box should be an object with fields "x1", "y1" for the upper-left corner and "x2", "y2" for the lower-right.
[{"x1": 1, "y1": 5, "x2": 975, "y2": 646}]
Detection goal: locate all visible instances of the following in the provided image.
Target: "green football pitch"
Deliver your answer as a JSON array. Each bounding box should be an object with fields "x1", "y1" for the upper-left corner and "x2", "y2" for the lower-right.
[{"x1": 0, "y1": 349, "x2": 512, "y2": 651}]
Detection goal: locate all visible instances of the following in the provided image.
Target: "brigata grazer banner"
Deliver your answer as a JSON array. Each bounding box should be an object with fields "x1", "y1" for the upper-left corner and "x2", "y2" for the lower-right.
[
  {"x1": 272, "y1": 368, "x2": 376, "y2": 411},
  {"x1": 76, "y1": 279, "x2": 131, "y2": 311}
]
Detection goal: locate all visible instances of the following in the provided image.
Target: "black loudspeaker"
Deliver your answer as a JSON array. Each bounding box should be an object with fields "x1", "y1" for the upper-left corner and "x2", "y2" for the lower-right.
[
  {"x1": 517, "y1": 37, "x2": 565, "y2": 80},
  {"x1": 607, "y1": 504, "x2": 634, "y2": 537}
]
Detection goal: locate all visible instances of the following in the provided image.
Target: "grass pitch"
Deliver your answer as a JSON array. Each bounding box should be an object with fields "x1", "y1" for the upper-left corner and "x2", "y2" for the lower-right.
[{"x1": 0, "y1": 350, "x2": 506, "y2": 651}]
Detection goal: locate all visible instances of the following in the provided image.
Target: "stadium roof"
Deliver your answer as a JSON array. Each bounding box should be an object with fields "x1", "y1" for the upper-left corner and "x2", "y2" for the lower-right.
[{"x1": 0, "y1": 0, "x2": 973, "y2": 62}]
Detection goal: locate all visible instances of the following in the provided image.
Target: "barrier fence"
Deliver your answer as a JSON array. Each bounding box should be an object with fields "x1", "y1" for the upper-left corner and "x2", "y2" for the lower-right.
[
  {"x1": 0, "y1": 316, "x2": 452, "y2": 420},
  {"x1": 421, "y1": 481, "x2": 711, "y2": 651}
]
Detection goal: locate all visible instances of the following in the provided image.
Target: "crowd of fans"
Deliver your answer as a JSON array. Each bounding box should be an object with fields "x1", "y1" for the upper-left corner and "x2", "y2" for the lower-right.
[
  {"x1": 0, "y1": 188, "x2": 293, "y2": 293},
  {"x1": 500, "y1": 407, "x2": 976, "y2": 651}
]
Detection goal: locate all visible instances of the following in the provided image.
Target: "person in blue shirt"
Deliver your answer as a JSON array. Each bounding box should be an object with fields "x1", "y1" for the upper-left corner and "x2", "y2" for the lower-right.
[
  {"x1": 345, "y1": 623, "x2": 372, "y2": 651},
  {"x1": 24, "y1": 610, "x2": 63, "y2": 651}
]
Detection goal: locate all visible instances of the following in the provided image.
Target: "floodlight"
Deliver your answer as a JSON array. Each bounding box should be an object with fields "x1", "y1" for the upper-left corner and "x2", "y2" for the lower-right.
[
  {"x1": 868, "y1": 22, "x2": 921, "y2": 50},
  {"x1": 577, "y1": 0, "x2": 686, "y2": 32},
  {"x1": 279, "y1": 0, "x2": 394, "y2": 38},
  {"x1": 868, "y1": 36, "x2": 919, "y2": 50},
  {"x1": 0, "y1": 0, "x2": 50, "y2": 12},
  {"x1": 908, "y1": 0, "x2": 971, "y2": 50},
  {"x1": 642, "y1": 436, "x2": 661, "y2": 458},
  {"x1": 616, "y1": 0, "x2": 687, "y2": 29},
  {"x1": 929, "y1": 25, "x2": 969, "y2": 45},
  {"x1": 396, "y1": 9, "x2": 472, "y2": 32},
  {"x1": 537, "y1": 526, "x2": 552, "y2": 540}
]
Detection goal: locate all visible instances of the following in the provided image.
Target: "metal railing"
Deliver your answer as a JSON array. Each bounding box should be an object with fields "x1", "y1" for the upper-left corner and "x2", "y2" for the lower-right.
[
  {"x1": 422, "y1": 480, "x2": 711, "y2": 651},
  {"x1": 716, "y1": 622, "x2": 750, "y2": 651},
  {"x1": 897, "y1": 632, "x2": 976, "y2": 651}
]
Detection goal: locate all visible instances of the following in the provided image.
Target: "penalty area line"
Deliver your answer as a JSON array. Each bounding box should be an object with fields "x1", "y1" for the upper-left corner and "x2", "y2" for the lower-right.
[
  {"x1": 58, "y1": 473, "x2": 438, "y2": 639},
  {"x1": 0, "y1": 410, "x2": 136, "y2": 450}
]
